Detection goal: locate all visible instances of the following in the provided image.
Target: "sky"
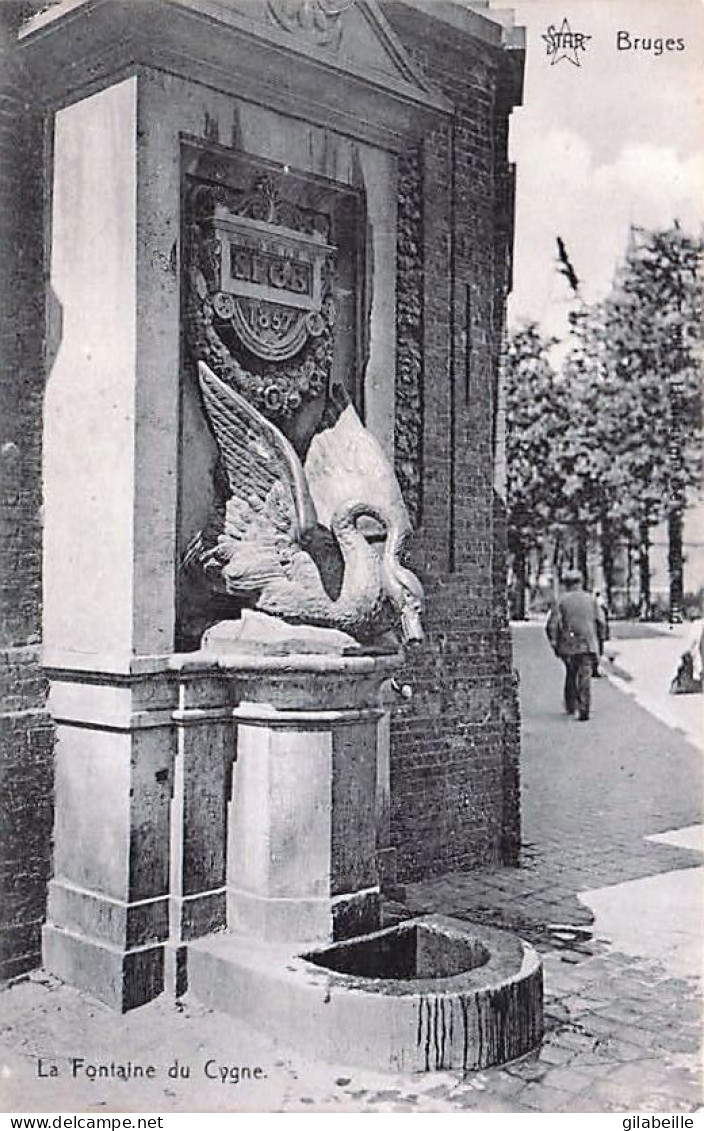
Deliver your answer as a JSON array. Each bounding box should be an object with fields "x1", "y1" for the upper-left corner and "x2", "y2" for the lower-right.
[{"x1": 504, "y1": 0, "x2": 704, "y2": 343}]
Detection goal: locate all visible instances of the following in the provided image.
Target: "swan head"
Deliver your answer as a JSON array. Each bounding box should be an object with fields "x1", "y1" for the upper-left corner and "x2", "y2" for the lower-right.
[
  {"x1": 329, "y1": 500, "x2": 425, "y2": 645},
  {"x1": 387, "y1": 562, "x2": 425, "y2": 645},
  {"x1": 355, "y1": 506, "x2": 425, "y2": 646}
]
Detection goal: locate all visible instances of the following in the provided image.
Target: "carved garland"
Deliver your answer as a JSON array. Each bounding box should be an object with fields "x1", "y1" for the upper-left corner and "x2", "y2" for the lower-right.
[
  {"x1": 185, "y1": 176, "x2": 336, "y2": 425},
  {"x1": 267, "y1": 0, "x2": 352, "y2": 48},
  {"x1": 395, "y1": 146, "x2": 424, "y2": 527}
]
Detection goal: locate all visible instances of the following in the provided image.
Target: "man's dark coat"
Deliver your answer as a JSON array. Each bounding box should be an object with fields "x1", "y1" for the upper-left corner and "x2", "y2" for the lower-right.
[{"x1": 546, "y1": 590, "x2": 606, "y2": 657}]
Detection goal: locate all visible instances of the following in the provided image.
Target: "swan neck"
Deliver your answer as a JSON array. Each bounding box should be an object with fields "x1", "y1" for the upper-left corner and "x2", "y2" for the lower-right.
[{"x1": 330, "y1": 503, "x2": 382, "y2": 611}]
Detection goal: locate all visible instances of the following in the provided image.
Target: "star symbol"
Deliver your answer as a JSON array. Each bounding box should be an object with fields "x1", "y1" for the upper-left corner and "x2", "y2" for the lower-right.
[{"x1": 542, "y1": 18, "x2": 592, "y2": 67}]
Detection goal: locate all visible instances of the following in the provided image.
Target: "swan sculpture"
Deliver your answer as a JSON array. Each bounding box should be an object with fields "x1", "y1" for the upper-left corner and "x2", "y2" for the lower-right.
[{"x1": 185, "y1": 362, "x2": 424, "y2": 645}]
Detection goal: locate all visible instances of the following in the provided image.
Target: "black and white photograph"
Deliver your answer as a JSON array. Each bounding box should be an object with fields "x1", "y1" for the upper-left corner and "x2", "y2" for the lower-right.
[{"x1": 0, "y1": 0, "x2": 701, "y2": 1119}]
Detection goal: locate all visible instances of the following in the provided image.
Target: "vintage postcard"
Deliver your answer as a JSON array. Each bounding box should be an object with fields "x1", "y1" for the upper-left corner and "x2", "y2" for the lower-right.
[{"x1": 0, "y1": 0, "x2": 701, "y2": 1120}]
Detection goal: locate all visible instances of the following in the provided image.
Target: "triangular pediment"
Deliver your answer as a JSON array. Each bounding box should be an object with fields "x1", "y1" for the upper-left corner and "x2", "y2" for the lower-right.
[
  {"x1": 19, "y1": 0, "x2": 450, "y2": 146},
  {"x1": 173, "y1": 0, "x2": 445, "y2": 105}
]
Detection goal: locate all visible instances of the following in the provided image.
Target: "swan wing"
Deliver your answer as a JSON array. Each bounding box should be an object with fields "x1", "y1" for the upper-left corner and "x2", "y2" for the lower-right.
[
  {"x1": 198, "y1": 361, "x2": 317, "y2": 540},
  {"x1": 196, "y1": 362, "x2": 318, "y2": 592}
]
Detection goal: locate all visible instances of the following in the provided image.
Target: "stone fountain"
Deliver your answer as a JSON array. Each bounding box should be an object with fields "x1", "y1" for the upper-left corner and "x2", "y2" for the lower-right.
[
  {"x1": 39, "y1": 85, "x2": 542, "y2": 1066},
  {"x1": 174, "y1": 357, "x2": 543, "y2": 1072}
]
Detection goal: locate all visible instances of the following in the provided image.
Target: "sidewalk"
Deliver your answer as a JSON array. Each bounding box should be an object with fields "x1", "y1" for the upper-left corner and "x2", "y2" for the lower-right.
[
  {"x1": 603, "y1": 621, "x2": 702, "y2": 752},
  {"x1": 0, "y1": 623, "x2": 701, "y2": 1113}
]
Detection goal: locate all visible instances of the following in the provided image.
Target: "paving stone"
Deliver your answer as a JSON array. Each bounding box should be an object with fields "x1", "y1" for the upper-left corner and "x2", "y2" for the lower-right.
[
  {"x1": 558, "y1": 995, "x2": 611, "y2": 1018},
  {"x1": 559, "y1": 1090, "x2": 611, "y2": 1113},
  {"x1": 579, "y1": 1012, "x2": 635, "y2": 1039},
  {"x1": 504, "y1": 1057, "x2": 548, "y2": 1083},
  {"x1": 520, "y1": 1082, "x2": 576, "y2": 1111},
  {"x1": 534, "y1": 1064, "x2": 604, "y2": 1096},
  {"x1": 650, "y1": 1030, "x2": 702, "y2": 1055},
  {"x1": 547, "y1": 1029, "x2": 598, "y2": 1054},
  {"x1": 483, "y1": 1069, "x2": 529, "y2": 1097},
  {"x1": 444, "y1": 1089, "x2": 486, "y2": 1110},
  {"x1": 591, "y1": 1003, "x2": 651, "y2": 1027},
  {"x1": 537, "y1": 1043, "x2": 575, "y2": 1067},
  {"x1": 543, "y1": 1002, "x2": 573, "y2": 1025},
  {"x1": 576, "y1": 1037, "x2": 649, "y2": 1066}
]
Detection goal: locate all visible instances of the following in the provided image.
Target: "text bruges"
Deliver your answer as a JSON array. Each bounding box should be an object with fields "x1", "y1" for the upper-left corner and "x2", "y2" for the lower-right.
[{"x1": 617, "y1": 32, "x2": 685, "y2": 54}]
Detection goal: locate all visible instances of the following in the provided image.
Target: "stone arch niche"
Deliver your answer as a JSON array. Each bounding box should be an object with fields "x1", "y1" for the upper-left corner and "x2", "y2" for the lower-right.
[
  {"x1": 177, "y1": 143, "x2": 369, "y2": 648},
  {"x1": 20, "y1": 0, "x2": 449, "y2": 1009}
]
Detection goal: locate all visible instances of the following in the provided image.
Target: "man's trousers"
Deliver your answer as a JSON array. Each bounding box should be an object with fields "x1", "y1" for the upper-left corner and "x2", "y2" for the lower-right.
[{"x1": 563, "y1": 653, "x2": 593, "y2": 720}]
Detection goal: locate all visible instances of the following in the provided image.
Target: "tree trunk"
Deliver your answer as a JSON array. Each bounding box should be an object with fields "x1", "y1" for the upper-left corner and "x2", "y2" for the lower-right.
[
  {"x1": 638, "y1": 520, "x2": 651, "y2": 619},
  {"x1": 668, "y1": 506, "x2": 684, "y2": 622},
  {"x1": 577, "y1": 523, "x2": 589, "y2": 586},
  {"x1": 535, "y1": 546, "x2": 546, "y2": 590},
  {"x1": 668, "y1": 320, "x2": 686, "y2": 623},
  {"x1": 552, "y1": 533, "x2": 563, "y2": 603},
  {"x1": 514, "y1": 541, "x2": 527, "y2": 620},
  {"x1": 600, "y1": 513, "x2": 615, "y2": 610}
]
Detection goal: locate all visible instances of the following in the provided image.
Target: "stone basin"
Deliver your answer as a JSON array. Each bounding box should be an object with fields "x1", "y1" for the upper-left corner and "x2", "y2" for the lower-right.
[
  {"x1": 302, "y1": 918, "x2": 491, "y2": 980},
  {"x1": 189, "y1": 915, "x2": 543, "y2": 1073}
]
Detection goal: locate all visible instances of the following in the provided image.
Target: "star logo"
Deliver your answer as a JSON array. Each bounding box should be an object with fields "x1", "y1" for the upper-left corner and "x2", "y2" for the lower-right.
[{"x1": 542, "y1": 18, "x2": 592, "y2": 66}]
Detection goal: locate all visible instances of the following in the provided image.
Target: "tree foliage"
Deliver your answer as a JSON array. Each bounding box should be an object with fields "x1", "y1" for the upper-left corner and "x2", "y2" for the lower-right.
[
  {"x1": 504, "y1": 325, "x2": 562, "y2": 540},
  {"x1": 505, "y1": 223, "x2": 703, "y2": 615},
  {"x1": 602, "y1": 224, "x2": 702, "y2": 532},
  {"x1": 504, "y1": 324, "x2": 565, "y2": 614}
]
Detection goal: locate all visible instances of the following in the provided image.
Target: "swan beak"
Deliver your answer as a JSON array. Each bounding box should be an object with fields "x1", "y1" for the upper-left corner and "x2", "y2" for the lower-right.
[{"x1": 401, "y1": 608, "x2": 424, "y2": 645}]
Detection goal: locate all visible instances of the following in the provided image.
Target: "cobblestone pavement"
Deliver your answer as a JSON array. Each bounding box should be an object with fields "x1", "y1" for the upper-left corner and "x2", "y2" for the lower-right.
[
  {"x1": 397, "y1": 622, "x2": 703, "y2": 1112},
  {"x1": 0, "y1": 623, "x2": 701, "y2": 1113}
]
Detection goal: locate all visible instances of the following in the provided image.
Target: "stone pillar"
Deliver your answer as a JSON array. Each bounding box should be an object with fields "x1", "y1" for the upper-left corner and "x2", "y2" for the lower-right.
[
  {"x1": 42, "y1": 667, "x2": 176, "y2": 1010},
  {"x1": 166, "y1": 661, "x2": 232, "y2": 994},
  {"x1": 224, "y1": 655, "x2": 400, "y2": 945},
  {"x1": 41, "y1": 76, "x2": 181, "y2": 1010}
]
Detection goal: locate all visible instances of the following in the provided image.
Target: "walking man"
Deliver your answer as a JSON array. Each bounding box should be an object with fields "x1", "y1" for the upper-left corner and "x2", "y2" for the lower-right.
[{"x1": 546, "y1": 569, "x2": 607, "y2": 721}]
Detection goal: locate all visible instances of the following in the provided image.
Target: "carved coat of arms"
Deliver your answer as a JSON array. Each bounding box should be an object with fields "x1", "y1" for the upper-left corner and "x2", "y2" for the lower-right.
[{"x1": 186, "y1": 175, "x2": 336, "y2": 426}]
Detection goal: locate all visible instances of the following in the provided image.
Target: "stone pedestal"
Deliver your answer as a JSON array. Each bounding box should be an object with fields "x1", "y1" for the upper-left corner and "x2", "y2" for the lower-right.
[
  {"x1": 42, "y1": 666, "x2": 177, "y2": 1011},
  {"x1": 166, "y1": 663, "x2": 232, "y2": 994},
  {"x1": 41, "y1": 656, "x2": 236, "y2": 1009},
  {"x1": 223, "y1": 654, "x2": 401, "y2": 944},
  {"x1": 41, "y1": 641, "x2": 400, "y2": 1007}
]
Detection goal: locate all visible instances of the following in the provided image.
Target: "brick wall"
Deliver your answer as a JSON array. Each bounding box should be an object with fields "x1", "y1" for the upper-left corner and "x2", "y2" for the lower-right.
[
  {"x1": 385, "y1": 3, "x2": 523, "y2": 880},
  {"x1": 0, "y1": 10, "x2": 54, "y2": 981}
]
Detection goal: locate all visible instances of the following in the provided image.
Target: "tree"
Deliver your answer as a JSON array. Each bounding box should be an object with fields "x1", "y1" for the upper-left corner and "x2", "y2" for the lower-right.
[
  {"x1": 553, "y1": 303, "x2": 608, "y2": 587},
  {"x1": 548, "y1": 241, "x2": 625, "y2": 595},
  {"x1": 602, "y1": 224, "x2": 702, "y2": 618},
  {"x1": 504, "y1": 324, "x2": 565, "y2": 617},
  {"x1": 504, "y1": 225, "x2": 702, "y2": 620}
]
